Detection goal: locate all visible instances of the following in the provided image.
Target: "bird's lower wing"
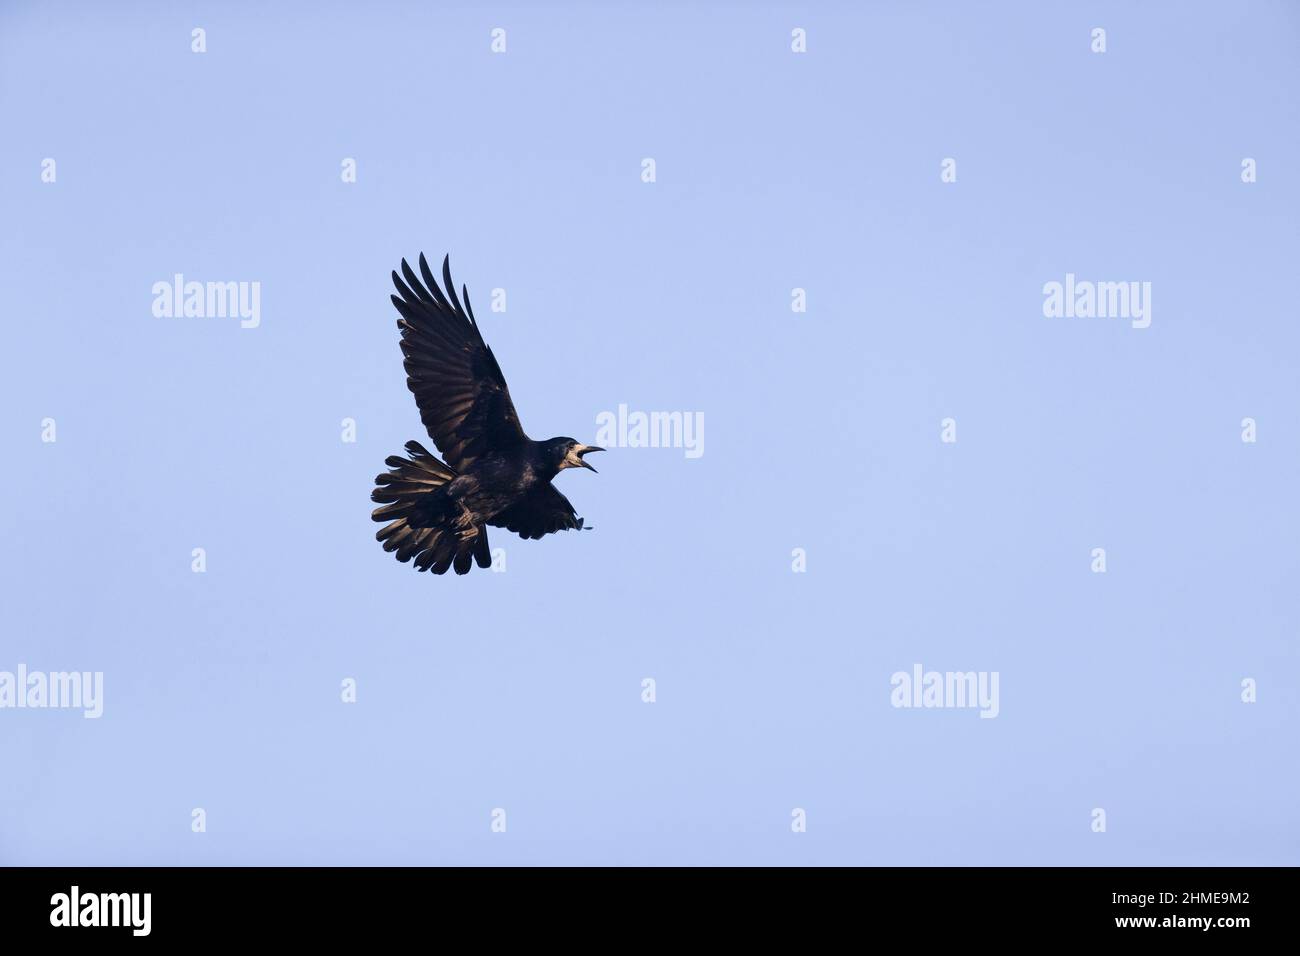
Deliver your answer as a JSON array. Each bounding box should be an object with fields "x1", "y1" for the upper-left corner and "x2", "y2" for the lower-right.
[{"x1": 489, "y1": 484, "x2": 586, "y2": 540}]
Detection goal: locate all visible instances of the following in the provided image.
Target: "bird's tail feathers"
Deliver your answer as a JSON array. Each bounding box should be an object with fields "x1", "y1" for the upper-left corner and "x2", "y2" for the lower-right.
[{"x1": 370, "y1": 441, "x2": 491, "y2": 575}]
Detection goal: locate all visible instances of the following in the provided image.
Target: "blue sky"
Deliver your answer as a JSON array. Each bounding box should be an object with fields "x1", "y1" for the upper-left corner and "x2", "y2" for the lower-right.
[{"x1": 0, "y1": 0, "x2": 1297, "y2": 865}]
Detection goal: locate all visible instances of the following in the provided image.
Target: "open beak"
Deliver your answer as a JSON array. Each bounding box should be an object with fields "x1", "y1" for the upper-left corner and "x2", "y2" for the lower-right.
[{"x1": 575, "y1": 444, "x2": 604, "y2": 472}]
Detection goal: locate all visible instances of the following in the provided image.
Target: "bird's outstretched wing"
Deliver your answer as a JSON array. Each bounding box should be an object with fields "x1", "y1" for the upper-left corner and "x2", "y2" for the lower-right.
[
  {"x1": 389, "y1": 254, "x2": 526, "y2": 471},
  {"x1": 489, "y1": 484, "x2": 587, "y2": 540}
]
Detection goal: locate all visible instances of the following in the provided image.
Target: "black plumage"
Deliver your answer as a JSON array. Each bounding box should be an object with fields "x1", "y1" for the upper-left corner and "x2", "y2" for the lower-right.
[{"x1": 371, "y1": 253, "x2": 603, "y2": 574}]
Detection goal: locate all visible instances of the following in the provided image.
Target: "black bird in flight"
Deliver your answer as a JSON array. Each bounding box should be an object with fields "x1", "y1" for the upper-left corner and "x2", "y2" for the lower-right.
[{"x1": 371, "y1": 254, "x2": 603, "y2": 574}]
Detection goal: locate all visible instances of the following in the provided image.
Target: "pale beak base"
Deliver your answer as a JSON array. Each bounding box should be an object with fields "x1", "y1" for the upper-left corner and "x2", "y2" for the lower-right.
[{"x1": 570, "y1": 444, "x2": 604, "y2": 472}]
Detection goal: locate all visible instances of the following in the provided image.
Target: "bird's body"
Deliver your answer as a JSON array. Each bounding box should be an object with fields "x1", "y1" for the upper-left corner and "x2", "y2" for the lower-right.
[
  {"x1": 371, "y1": 254, "x2": 602, "y2": 574},
  {"x1": 437, "y1": 447, "x2": 557, "y2": 534}
]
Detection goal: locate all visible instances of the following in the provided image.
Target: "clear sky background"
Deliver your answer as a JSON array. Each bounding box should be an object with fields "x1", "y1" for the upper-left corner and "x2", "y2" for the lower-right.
[{"x1": 1, "y1": 0, "x2": 1297, "y2": 865}]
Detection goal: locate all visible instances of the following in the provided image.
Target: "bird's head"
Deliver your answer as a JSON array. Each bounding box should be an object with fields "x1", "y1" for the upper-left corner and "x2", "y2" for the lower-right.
[{"x1": 548, "y1": 438, "x2": 604, "y2": 473}]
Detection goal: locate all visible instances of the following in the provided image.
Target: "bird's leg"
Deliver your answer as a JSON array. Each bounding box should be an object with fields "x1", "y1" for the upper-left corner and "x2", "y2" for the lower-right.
[
  {"x1": 451, "y1": 499, "x2": 478, "y2": 543},
  {"x1": 441, "y1": 478, "x2": 480, "y2": 544}
]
